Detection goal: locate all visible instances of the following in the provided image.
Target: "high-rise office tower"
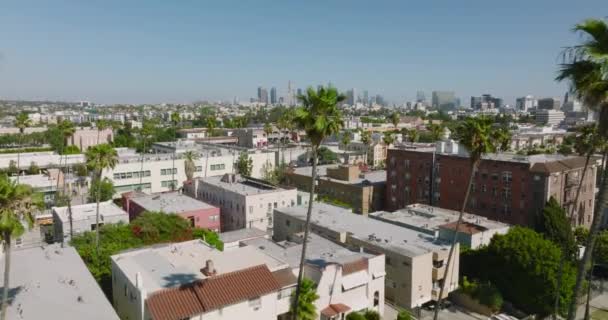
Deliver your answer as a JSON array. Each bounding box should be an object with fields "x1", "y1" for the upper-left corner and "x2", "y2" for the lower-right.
[
  {"x1": 257, "y1": 87, "x2": 263, "y2": 102},
  {"x1": 270, "y1": 87, "x2": 277, "y2": 105},
  {"x1": 416, "y1": 91, "x2": 426, "y2": 103},
  {"x1": 537, "y1": 97, "x2": 561, "y2": 110},
  {"x1": 431, "y1": 91, "x2": 456, "y2": 110},
  {"x1": 257, "y1": 87, "x2": 269, "y2": 104},
  {"x1": 470, "y1": 94, "x2": 502, "y2": 110},
  {"x1": 515, "y1": 95, "x2": 536, "y2": 112},
  {"x1": 363, "y1": 90, "x2": 369, "y2": 105}
]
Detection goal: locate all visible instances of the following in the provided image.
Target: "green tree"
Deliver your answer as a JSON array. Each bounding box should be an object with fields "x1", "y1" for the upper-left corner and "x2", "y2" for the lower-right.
[
  {"x1": 346, "y1": 313, "x2": 366, "y2": 320},
  {"x1": 434, "y1": 116, "x2": 511, "y2": 319},
  {"x1": 14, "y1": 112, "x2": 31, "y2": 183},
  {"x1": 27, "y1": 161, "x2": 39, "y2": 175},
  {"x1": 360, "y1": 130, "x2": 372, "y2": 165},
  {"x1": 96, "y1": 119, "x2": 109, "y2": 144},
  {"x1": 183, "y1": 151, "x2": 199, "y2": 181},
  {"x1": 292, "y1": 86, "x2": 344, "y2": 318},
  {"x1": 170, "y1": 112, "x2": 181, "y2": 190},
  {"x1": 556, "y1": 19, "x2": 608, "y2": 320},
  {"x1": 205, "y1": 116, "x2": 218, "y2": 137},
  {"x1": 407, "y1": 128, "x2": 420, "y2": 144},
  {"x1": 88, "y1": 178, "x2": 115, "y2": 202},
  {"x1": 316, "y1": 146, "x2": 338, "y2": 165},
  {"x1": 382, "y1": 131, "x2": 395, "y2": 146},
  {"x1": 427, "y1": 121, "x2": 444, "y2": 142},
  {"x1": 340, "y1": 132, "x2": 351, "y2": 157},
  {"x1": 397, "y1": 310, "x2": 413, "y2": 320},
  {"x1": 536, "y1": 197, "x2": 576, "y2": 255},
  {"x1": 363, "y1": 310, "x2": 380, "y2": 320},
  {"x1": 192, "y1": 228, "x2": 224, "y2": 250},
  {"x1": 291, "y1": 278, "x2": 319, "y2": 320},
  {"x1": 390, "y1": 111, "x2": 400, "y2": 129},
  {"x1": 235, "y1": 152, "x2": 253, "y2": 176},
  {"x1": 7, "y1": 160, "x2": 18, "y2": 177},
  {"x1": 85, "y1": 144, "x2": 118, "y2": 255},
  {"x1": 62, "y1": 145, "x2": 80, "y2": 154},
  {"x1": 0, "y1": 176, "x2": 43, "y2": 320}
]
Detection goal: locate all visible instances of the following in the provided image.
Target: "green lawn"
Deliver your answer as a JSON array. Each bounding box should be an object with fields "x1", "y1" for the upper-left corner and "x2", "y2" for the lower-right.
[{"x1": 592, "y1": 309, "x2": 608, "y2": 320}]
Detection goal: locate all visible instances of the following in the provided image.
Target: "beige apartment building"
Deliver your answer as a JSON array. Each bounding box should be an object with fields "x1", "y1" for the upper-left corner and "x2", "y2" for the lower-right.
[
  {"x1": 273, "y1": 202, "x2": 459, "y2": 310},
  {"x1": 284, "y1": 164, "x2": 386, "y2": 215}
]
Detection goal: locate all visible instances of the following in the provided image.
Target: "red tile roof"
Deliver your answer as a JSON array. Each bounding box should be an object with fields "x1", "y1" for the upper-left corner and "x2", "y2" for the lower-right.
[
  {"x1": 321, "y1": 303, "x2": 351, "y2": 317},
  {"x1": 146, "y1": 265, "x2": 281, "y2": 320},
  {"x1": 342, "y1": 258, "x2": 368, "y2": 275},
  {"x1": 271, "y1": 268, "x2": 297, "y2": 288}
]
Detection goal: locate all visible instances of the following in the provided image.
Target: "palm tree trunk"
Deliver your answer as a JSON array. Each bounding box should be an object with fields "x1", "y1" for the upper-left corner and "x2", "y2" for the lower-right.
[
  {"x1": 1, "y1": 233, "x2": 11, "y2": 320},
  {"x1": 95, "y1": 170, "x2": 102, "y2": 255},
  {"x1": 554, "y1": 152, "x2": 592, "y2": 319},
  {"x1": 568, "y1": 151, "x2": 608, "y2": 320},
  {"x1": 584, "y1": 254, "x2": 595, "y2": 320},
  {"x1": 433, "y1": 160, "x2": 477, "y2": 320},
  {"x1": 16, "y1": 132, "x2": 23, "y2": 183},
  {"x1": 291, "y1": 146, "x2": 318, "y2": 320},
  {"x1": 139, "y1": 140, "x2": 146, "y2": 190}
]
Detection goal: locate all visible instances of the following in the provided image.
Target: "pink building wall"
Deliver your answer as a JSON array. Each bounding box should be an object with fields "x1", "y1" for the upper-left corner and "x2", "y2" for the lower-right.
[{"x1": 68, "y1": 128, "x2": 114, "y2": 151}]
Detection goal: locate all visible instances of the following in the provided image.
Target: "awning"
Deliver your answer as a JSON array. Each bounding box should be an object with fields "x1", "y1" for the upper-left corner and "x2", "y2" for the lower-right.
[
  {"x1": 342, "y1": 271, "x2": 368, "y2": 291},
  {"x1": 321, "y1": 303, "x2": 351, "y2": 318},
  {"x1": 372, "y1": 271, "x2": 386, "y2": 279}
]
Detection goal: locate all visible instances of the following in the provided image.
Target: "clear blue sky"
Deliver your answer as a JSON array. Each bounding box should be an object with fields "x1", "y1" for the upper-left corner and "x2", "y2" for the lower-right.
[{"x1": 1, "y1": 0, "x2": 606, "y2": 105}]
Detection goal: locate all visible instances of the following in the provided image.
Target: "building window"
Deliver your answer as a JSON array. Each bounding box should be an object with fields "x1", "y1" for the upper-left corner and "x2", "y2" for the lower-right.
[
  {"x1": 248, "y1": 297, "x2": 261, "y2": 310},
  {"x1": 161, "y1": 180, "x2": 177, "y2": 188},
  {"x1": 195, "y1": 166, "x2": 203, "y2": 172},
  {"x1": 210, "y1": 164, "x2": 226, "y2": 171},
  {"x1": 502, "y1": 171, "x2": 512, "y2": 183}
]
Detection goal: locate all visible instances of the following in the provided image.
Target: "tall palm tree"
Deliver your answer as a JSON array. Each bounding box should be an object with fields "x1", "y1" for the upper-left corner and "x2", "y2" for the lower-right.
[
  {"x1": 137, "y1": 120, "x2": 154, "y2": 190},
  {"x1": 183, "y1": 150, "x2": 199, "y2": 181},
  {"x1": 390, "y1": 111, "x2": 400, "y2": 129},
  {"x1": 433, "y1": 116, "x2": 510, "y2": 320},
  {"x1": 55, "y1": 120, "x2": 76, "y2": 195},
  {"x1": 14, "y1": 112, "x2": 31, "y2": 183},
  {"x1": 206, "y1": 117, "x2": 217, "y2": 137},
  {"x1": 407, "y1": 128, "x2": 420, "y2": 145},
  {"x1": 340, "y1": 131, "x2": 351, "y2": 160},
  {"x1": 170, "y1": 112, "x2": 181, "y2": 191},
  {"x1": 361, "y1": 130, "x2": 372, "y2": 166},
  {"x1": 291, "y1": 86, "x2": 345, "y2": 319},
  {"x1": 96, "y1": 119, "x2": 109, "y2": 145},
  {"x1": 277, "y1": 111, "x2": 294, "y2": 165},
  {"x1": 0, "y1": 176, "x2": 42, "y2": 320},
  {"x1": 556, "y1": 19, "x2": 608, "y2": 320},
  {"x1": 382, "y1": 131, "x2": 395, "y2": 146},
  {"x1": 85, "y1": 144, "x2": 118, "y2": 254},
  {"x1": 427, "y1": 121, "x2": 444, "y2": 142}
]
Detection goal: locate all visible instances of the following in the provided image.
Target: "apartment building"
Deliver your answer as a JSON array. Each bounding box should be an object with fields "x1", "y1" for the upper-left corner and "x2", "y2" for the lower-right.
[
  {"x1": 2, "y1": 244, "x2": 120, "y2": 320},
  {"x1": 346, "y1": 141, "x2": 388, "y2": 168},
  {"x1": 52, "y1": 201, "x2": 129, "y2": 242},
  {"x1": 189, "y1": 173, "x2": 297, "y2": 232},
  {"x1": 273, "y1": 203, "x2": 459, "y2": 310},
  {"x1": 68, "y1": 127, "x2": 114, "y2": 151},
  {"x1": 535, "y1": 109, "x2": 565, "y2": 127},
  {"x1": 233, "y1": 128, "x2": 268, "y2": 148},
  {"x1": 241, "y1": 234, "x2": 385, "y2": 318},
  {"x1": 509, "y1": 126, "x2": 569, "y2": 151},
  {"x1": 370, "y1": 203, "x2": 510, "y2": 249},
  {"x1": 284, "y1": 164, "x2": 386, "y2": 215},
  {"x1": 10, "y1": 174, "x2": 58, "y2": 205},
  {"x1": 111, "y1": 240, "x2": 294, "y2": 320},
  {"x1": 122, "y1": 191, "x2": 221, "y2": 231},
  {"x1": 177, "y1": 128, "x2": 208, "y2": 139},
  {"x1": 386, "y1": 143, "x2": 596, "y2": 227}
]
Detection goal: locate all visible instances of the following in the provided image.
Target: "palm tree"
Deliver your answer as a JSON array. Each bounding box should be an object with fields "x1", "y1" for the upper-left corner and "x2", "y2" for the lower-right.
[
  {"x1": 433, "y1": 116, "x2": 510, "y2": 320},
  {"x1": 361, "y1": 130, "x2": 372, "y2": 166},
  {"x1": 390, "y1": 111, "x2": 400, "y2": 129},
  {"x1": 170, "y1": 112, "x2": 181, "y2": 191},
  {"x1": 206, "y1": 117, "x2": 217, "y2": 137},
  {"x1": 277, "y1": 111, "x2": 294, "y2": 165},
  {"x1": 291, "y1": 86, "x2": 345, "y2": 319},
  {"x1": 290, "y1": 278, "x2": 319, "y2": 320},
  {"x1": 137, "y1": 120, "x2": 154, "y2": 190},
  {"x1": 427, "y1": 121, "x2": 444, "y2": 142},
  {"x1": 0, "y1": 176, "x2": 42, "y2": 320},
  {"x1": 14, "y1": 112, "x2": 31, "y2": 183},
  {"x1": 340, "y1": 131, "x2": 351, "y2": 160},
  {"x1": 382, "y1": 131, "x2": 395, "y2": 146},
  {"x1": 96, "y1": 119, "x2": 109, "y2": 145},
  {"x1": 85, "y1": 144, "x2": 118, "y2": 254},
  {"x1": 407, "y1": 128, "x2": 420, "y2": 145},
  {"x1": 55, "y1": 120, "x2": 76, "y2": 193},
  {"x1": 183, "y1": 150, "x2": 199, "y2": 181},
  {"x1": 556, "y1": 19, "x2": 608, "y2": 320}
]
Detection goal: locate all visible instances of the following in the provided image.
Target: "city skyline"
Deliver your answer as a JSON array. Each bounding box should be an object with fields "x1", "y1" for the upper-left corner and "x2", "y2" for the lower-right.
[{"x1": 1, "y1": 0, "x2": 607, "y2": 105}]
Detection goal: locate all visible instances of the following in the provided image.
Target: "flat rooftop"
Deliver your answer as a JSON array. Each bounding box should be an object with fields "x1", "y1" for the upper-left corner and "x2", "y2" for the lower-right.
[
  {"x1": 219, "y1": 227, "x2": 268, "y2": 244},
  {"x1": 130, "y1": 192, "x2": 215, "y2": 214},
  {"x1": 370, "y1": 203, "x2": 510, "y2": 235},
  {"x1": 1, "y1": 244, "x2": 119, "y2": 320},
  {"x1": 199, "y1": 174, "x2": 292, "y2": 196},
  {"x1": 10, "y1": 174, "x2": 56, "y2": 189},
  {"x1": 276, "y1": 203, "x2": 451, "y2": 257},
  {"x1": 292, "y1": 165, "x2": 387, "y2": 185},
  {"x1": 111, "y1": 239, "x2": 287, "y2": 293},
  {"x1": 243, "y1": 234, "x2": 373, "y2": 269},
  {"x1": 53, "y1": 201, "x2": 128, "y2": 223}
]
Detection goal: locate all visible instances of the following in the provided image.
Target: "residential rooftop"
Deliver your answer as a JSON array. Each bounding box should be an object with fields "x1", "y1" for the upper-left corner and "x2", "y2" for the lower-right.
[
  {"x1": 10, "y1": 174, "x2": 57, "y2": 190},
  {"x1": 243, "y1": 233, "x2": 374, "y2": 269},
  {"x1": 0, "y1": 244, "x2": 120, "y2": 320},
  {"x1": 198, "y1": 174, "x2": 293, "y2": 196},
  {"x1": 219, "y1": 227, "x2": 268, "y2": 244},
  {"x1": 53, "y1": 201, "x2": 128, "y2": 223},
  {"x1": 130, "y1": 192, "x2": 215, "y2": 214},
  {"x1": 276, "y1": 203, "x2": 451, "y2": 257},
  {"x1": 111, "y1": 239, "x2": 288, "y2": 293},
  {"x1": 292, "y1": 165, "x2": 387, "y2": 185},
  {"x1": 370, "y1": 203, "x2": 510, "y2": 236}
]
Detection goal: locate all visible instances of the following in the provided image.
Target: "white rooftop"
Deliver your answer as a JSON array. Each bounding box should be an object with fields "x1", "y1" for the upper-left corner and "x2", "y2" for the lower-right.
[
  {"x1": 243, "y1": 234, "x2": 373, "y2": 269},
  {"x1": 10, "y1": 174, "x2": 57, "y2": 190},
  {"x1": 0, "y1": 152, "x2": 84, "y2": 169},
  {"x1": 276, "y1": 203, "x2": 451, "y2": 257},
  {"x1": 0, "y1": 244, "x2": 119, "y2": 320},
  {"x1": 53, "y1": 201, "x2": 128, "y2": 223},
  {"x1": 370, "y1": 204, "x2": 510, "y2": 236},
  {"x1": 199, "y1": 174, "x2": 293, "y2": 196},
  {"x1": 111, "y1": 240, "x2": 288, "y2": 293},
  {"x1": 292, "y1": 165, "x2": 387, "y2": 185},
  {"x1": 130, "y1": 192, "x2": 215, "y2": 214},
  {"x1": 219, "y1": 227, "x2": 268, "y2": 244}
]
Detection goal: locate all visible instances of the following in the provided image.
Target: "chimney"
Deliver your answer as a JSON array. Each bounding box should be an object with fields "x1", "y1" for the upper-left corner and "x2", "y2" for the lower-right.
[{"x1": 202, "y1": 259, "x2": 217, "y2": 276}]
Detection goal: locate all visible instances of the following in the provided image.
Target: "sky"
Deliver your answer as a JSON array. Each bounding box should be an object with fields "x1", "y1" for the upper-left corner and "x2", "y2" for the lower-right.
[{"x1": 1, "y1": 0, "x2": 607, "y2": 105}]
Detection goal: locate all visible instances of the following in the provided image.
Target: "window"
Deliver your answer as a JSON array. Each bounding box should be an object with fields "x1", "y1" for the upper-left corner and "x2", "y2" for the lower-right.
[
  {"x1": 195, "y1": 166, "x2": 202, "y2": 172},
  {"x1": 161, "y1": 180, "x2": 177, "y2": 188},
  {"x1": 404, "y1": 160, "x2": 410, "y2": 169},
  {"x1": 491, "y1": 173, "x2": 499, "y2": 181},
  {"x1": 249, "y1": 206, "x2": 253, "y2": 213},
  {"x1": 481, "y1": 184, "x2": 487, "y2": 193},
  {"x1": 248, "y1": 297, "x2": 261, "y2": 310},
  {"x1": 502, "y1": 171, "x2": 512, "y2": 183},
  {"x1": 210, "y1": 164, "x2": 226, "y2": 171}
]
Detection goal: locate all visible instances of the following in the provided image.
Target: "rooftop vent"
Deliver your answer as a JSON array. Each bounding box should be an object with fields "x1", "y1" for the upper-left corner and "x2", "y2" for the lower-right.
[{"x1": 201, "y1": 259, "x2": 217, "y2": 277}]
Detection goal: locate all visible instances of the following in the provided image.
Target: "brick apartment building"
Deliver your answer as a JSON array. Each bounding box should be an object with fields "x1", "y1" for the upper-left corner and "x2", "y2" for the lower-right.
[{"x1": 386, "y1": 143, "x2": 596, "y2": 227}]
